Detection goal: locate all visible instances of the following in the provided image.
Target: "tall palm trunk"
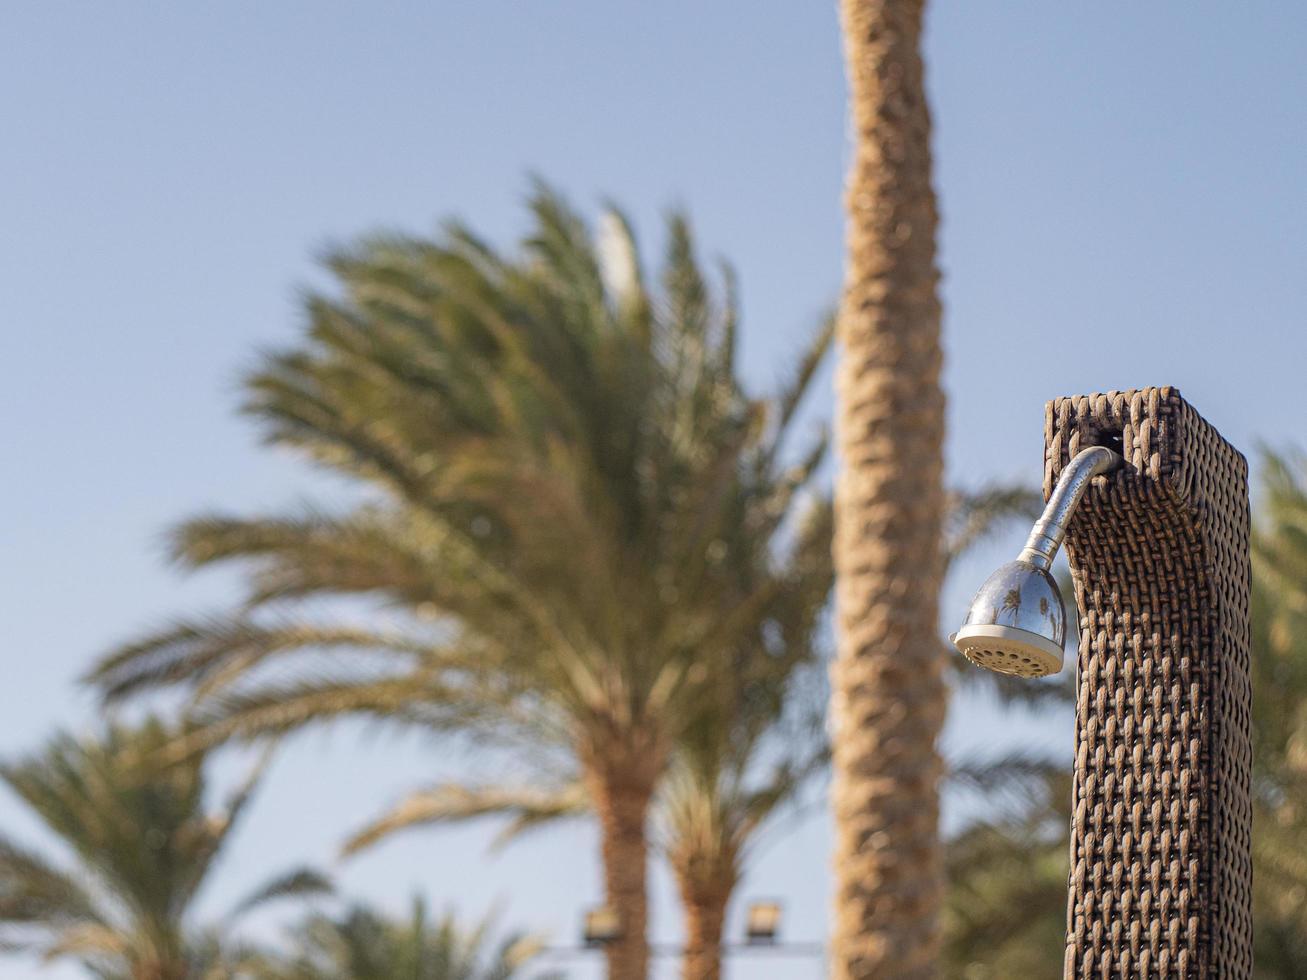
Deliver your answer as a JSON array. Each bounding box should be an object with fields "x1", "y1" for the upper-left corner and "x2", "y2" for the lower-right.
[
  {"x1": 830, "y1": 1, "x2": 947, "y2": 977},
  {"x1": 673, "y1": 861, "x2": 734, "y2": 980},
  {"x1": 584, "y1": 752, "x2": 656, "y2": 980}
]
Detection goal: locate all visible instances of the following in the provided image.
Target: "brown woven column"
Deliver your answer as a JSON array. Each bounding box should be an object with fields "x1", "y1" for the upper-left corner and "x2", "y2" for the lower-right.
[{"x1": 1045, "y1": 387, "x2": 1253, "y2": 978}]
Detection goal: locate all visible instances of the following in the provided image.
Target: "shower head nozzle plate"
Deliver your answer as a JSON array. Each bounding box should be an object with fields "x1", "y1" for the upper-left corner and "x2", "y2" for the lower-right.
[{"x1": 952, "y1": 624, "x2": 1064, "y2": 678}]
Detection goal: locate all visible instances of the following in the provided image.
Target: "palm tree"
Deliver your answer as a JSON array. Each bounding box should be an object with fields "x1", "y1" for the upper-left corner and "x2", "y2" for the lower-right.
[
  {"x1": 338, "y1": 486, "x2": 1035, "y2": 980},
  {"x1": 831, "y1": 0, "x2": 948, "y2": 974},
  {"x1": 0, "y1": 718, "x2": 329, "y2": 980},
  {"x1": 659, "y1": 484, "x2": 1038, "y2": 980},
  {"x1": 251, "y1": 898, "x2": 554, "y2": 980},
  {"x1": 1249, "y1": 448, "x2": 1307, "y2": 977},
  {"x1": 659, "y1": 630, "x2": 828, "y2": 980},
  {"x1": 340, "y1": 501, "x2": 834, "y2": 980},
  {"x1": 87, "y1": 187, "x2": 832, "y2": 980},
  {"x1": 940, "y1": 754, "x2": 1071, "y2": 979}
]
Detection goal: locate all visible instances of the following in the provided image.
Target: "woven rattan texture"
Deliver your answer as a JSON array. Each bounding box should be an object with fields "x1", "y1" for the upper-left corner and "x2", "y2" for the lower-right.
[{"x1": 1045, "y1": 388, "x2": 1252, "y2": 978}]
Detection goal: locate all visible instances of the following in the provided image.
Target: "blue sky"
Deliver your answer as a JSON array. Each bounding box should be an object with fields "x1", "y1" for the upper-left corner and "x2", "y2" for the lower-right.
[{"x1": 3, "y1": 3, "x2": 1306, "y2": 977}]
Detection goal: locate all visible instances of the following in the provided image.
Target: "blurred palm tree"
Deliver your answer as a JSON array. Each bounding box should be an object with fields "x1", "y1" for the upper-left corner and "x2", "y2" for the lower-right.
[
  {"x1": 87, "y1": 186, "x2": 831, "y2": 980},
  {"x1": 659, "y1": 503, "x2": 832, "y2": 980},
  {"x1": 0, "y1": 718, "x2": 329, "y2": 980},
  {"x1": 1250, "y1": 448, "x2": 1307, "y2": 977},
  {"x1": 339, "y1": 485, "x2": 1038, "y2": 980},
  {"x1": 940, "y1": 754, "x2": 1070, "y2": 978},
  {"x1": 339, "y1": 503, "x2": 834, "y2": 980},
  {"x1": 251, "y1": 898, "x2": 555, "y2": 980}
]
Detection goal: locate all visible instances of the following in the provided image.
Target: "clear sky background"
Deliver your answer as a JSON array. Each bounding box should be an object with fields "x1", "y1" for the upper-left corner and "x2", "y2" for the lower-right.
[{"x1": 3, "y1": 3, "x2": 1306, "y2": 978}]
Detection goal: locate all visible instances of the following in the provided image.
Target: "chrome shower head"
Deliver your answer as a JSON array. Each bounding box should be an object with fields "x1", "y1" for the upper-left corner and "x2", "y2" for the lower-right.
[
  {"x1": 951, "y1": 560, "x2": 1066, "y2": 677},
  {"x1": 951, "y1": 445, "x2": 1122, "y2": 678}
]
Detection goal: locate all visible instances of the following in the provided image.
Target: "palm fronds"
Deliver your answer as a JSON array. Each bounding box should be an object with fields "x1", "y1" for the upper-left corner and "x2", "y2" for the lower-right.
[
  {"x1": 251, "y1": 899, "x2": 556, "y2": 980},
  {"x1": 87, "y1": 185, "x2": 835, "y2": 973},
  {"x1": 0, "y1": 719, "x2": 328, "y2": 977},
  {"x1": 342, "y1": 783, "x2": 588, "y2": 856}
]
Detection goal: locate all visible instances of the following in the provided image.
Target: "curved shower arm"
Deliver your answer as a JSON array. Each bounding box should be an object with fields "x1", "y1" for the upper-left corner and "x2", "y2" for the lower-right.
[{"x1": 1017, "y1": 446, "x2": 1123, "y2": 570}]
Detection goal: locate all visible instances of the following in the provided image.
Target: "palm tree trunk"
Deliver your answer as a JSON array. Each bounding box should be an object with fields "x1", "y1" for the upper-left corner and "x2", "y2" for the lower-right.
[
  {"x1": 586, "y1": 763, "x2": 654, "y2": 980},
  {"x1": 676, "y1": 878, "x2": 729, "y2": 980},
  {"x1": 831, "y1": 1, "x2": 947, "y2": 978},
  {"x1": 132, "y1": 961, "x2": 188, "y2": 980}
]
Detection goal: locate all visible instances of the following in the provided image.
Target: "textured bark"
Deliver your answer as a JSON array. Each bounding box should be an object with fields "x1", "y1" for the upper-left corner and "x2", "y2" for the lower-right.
[
  {"x1": 585, "y1": 759, "x2": 655, "y2": 980},
  {"x1": 673, "y1": 860, "x2": 734, "y2": 980},
  {"x1": 831, "y1": 0, "x2": 947, "y2": 977},
  {"x1": 679, "y1": 889, "x2": 727, "y2": 980}
]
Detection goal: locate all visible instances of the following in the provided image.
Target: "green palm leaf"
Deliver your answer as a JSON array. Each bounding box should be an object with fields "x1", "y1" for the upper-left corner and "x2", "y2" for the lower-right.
[
  {"x1": 0, "y1": 719, "x2": 327, "y2": 977},
  {"x1": 251, "y1": 900, "x2": 555, "y2": 980},
  {"x1": 342, "y1": 783, "x2": 588, "y2": 857}
]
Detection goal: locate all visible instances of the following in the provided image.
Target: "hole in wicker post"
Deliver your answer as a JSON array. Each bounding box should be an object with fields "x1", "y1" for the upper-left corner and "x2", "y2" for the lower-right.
[{"x1": 1085, "y1": 426, "x2": 1124, "y2": 456}]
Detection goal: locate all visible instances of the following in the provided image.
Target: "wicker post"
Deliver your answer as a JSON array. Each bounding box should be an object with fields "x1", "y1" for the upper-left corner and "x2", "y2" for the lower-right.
[{"x1": 1045, "y1": 388, "x2": 1253, "y2": 978}]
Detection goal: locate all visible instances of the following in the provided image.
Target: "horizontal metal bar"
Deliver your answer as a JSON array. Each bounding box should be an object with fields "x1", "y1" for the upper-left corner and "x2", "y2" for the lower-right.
[{"x1": 538, "y1": 941, "x2": 826, "y2": 958}]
